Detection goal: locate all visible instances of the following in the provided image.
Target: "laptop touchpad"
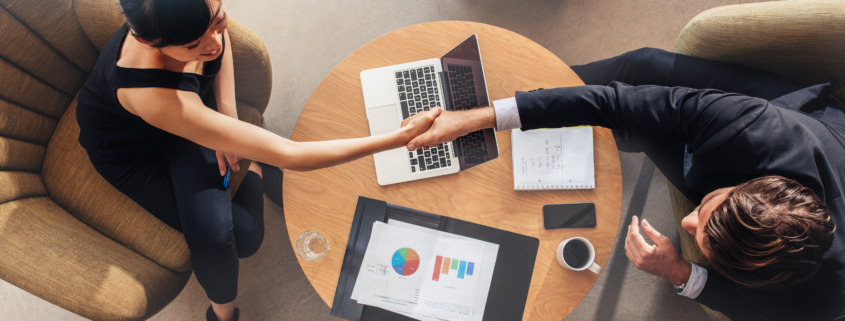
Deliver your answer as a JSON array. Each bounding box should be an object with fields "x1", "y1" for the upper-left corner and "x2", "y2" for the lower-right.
[{"x1": 367, "y1": 104, "x2": 402, "y2": 135}]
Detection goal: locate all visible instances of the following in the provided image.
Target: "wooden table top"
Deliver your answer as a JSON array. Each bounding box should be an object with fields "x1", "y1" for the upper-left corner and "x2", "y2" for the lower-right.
[{"x1": 283, "y1": 21, "x2": 623, "y2": 321}]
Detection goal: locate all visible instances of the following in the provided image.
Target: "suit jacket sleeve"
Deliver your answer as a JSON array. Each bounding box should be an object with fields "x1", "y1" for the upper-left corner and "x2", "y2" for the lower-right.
[
  {"x1": 515, "y1": 82, "x2": 768, "y2": 155},
  {"x1": 694, "y1": 269, "x2": 751, "y2": 319}
]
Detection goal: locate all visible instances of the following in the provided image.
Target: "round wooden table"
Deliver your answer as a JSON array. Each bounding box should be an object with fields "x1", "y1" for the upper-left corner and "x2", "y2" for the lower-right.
[{"x1": 284, "y1": 21, "x2": 623, "y2": 321}]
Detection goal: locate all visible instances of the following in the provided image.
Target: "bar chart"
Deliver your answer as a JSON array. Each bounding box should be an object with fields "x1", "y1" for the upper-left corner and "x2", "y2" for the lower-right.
[{"x1": 432, "y1": 255, "x2": 476, "y2": 281}]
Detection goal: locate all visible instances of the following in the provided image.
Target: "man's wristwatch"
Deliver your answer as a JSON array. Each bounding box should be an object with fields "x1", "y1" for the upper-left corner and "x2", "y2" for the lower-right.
[{"x1": 674, "y1": 282, "x2": 687, "y2": 294}]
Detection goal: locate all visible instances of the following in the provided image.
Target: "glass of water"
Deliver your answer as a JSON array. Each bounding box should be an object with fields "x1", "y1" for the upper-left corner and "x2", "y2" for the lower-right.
[{"x1": 296, "y1": 230, "x2": 329, "y2": 261}]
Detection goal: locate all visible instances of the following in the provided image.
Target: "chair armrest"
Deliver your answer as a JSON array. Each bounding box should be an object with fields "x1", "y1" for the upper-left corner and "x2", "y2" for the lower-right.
[
  {"x1": 667, "y1": 182, "x2": 731, "y2": 320},
  {"x1": 674, "y1": 0, "x2": 845, "y2": 101},
  {"x1": 44, "y1": 100, "x2": 192, "y2": 273},
  {"x1": 230, "y1": 20, "x2": 273, "y2": 115},
  {"x1": 0, "y1": 197, "x2": 190, "y2": 320},
  {"x1": 667, "y1": 181, "x2": 709, "y2": 266}
]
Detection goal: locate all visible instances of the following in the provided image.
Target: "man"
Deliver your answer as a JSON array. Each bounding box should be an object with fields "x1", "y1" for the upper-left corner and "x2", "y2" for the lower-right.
[{"x1": 403, "y1": 48, "x2": 844, "y2": 320}]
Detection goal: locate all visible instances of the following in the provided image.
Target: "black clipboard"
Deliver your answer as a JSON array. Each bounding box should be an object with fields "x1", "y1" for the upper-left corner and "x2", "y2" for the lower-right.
[{"x1": 331, "y1": 196, "x2": 540, "y2": 321}]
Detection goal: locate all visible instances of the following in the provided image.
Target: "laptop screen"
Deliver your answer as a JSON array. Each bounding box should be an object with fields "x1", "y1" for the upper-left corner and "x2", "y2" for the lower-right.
[
  {"x1": 440, "y1": 34, "x2": 489, "y2": 109},
  {"x1": 442, "y1": 34, "x2": 480, "y2": 62}
]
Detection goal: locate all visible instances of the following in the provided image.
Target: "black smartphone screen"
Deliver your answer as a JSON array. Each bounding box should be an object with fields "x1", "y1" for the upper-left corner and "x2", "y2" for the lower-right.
[{"x1": 543, "y1": 203, "x2": 596, "y2": 229}]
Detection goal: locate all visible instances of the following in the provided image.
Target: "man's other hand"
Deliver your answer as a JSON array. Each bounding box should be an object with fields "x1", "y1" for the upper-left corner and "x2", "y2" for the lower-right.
[{"x1": 625, "y1": 216, "x2": 692, "y2": 286}]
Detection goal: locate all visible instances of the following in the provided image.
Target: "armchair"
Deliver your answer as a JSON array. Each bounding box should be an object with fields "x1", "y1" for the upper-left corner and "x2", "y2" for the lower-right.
[
  {"x1": 669, "y1": 1, "x2": 845, "y2": 320},
  {"x1": 0, "y1": 0, "x2": 272, "y2": 319}
]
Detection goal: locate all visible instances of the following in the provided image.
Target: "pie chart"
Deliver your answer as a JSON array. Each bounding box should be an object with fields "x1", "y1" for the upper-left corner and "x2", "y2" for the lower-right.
[{"x1": 391, "y1": 247, "x2": 420, "y2": 276}]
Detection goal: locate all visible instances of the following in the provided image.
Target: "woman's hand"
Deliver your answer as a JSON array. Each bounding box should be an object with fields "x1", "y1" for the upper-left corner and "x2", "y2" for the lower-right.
[
  {"x1": 399, "y1": 107, "x2": 442, "y2": 144},
  {"x1": 216, "y1": 150, "x2": 241, "y2": 176}
]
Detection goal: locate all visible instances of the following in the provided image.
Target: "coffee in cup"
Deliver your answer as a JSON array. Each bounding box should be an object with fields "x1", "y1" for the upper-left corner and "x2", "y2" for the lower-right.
[{"x1": 556, "y1": 237, "x2": 601, "y2": 274}]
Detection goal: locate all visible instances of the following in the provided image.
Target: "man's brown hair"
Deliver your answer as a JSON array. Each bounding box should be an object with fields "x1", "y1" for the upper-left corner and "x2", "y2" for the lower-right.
[{"x1": 704, "y1": 176, "x2": 835, "y2": 289}]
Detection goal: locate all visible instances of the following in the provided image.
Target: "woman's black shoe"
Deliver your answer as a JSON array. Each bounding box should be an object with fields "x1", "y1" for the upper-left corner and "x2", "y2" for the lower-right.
[
  {"x1": 260, "y1": 163, "x2": 284, "y2": 207},
  {"x1": 206, "y1": 305, "x2": 239, "y2": 321}
]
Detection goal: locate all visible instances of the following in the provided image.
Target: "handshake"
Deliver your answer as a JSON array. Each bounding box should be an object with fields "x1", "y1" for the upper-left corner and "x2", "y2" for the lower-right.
[{"x1": 397, "y1": 106, "x2": 497, "y2": 151}]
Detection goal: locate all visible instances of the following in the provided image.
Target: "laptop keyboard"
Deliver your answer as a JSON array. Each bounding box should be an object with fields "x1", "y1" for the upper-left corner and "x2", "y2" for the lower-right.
[
  {"x1": 447, "y1": 65, "x2": 489, "y2": 163},
  {"x1": 407, "y1": 145, "x2": 452, "y2": 173},
  {"x1": 395, "y1": 66, "x2": 453, "y2": 173},
  {"x1": 447, "y1": 65, "x2": 479, "y2": 111}
]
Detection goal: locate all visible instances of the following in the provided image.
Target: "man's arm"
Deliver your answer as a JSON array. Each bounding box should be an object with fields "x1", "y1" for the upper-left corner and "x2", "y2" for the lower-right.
[
  {"x1": 514, "y1": 82, "x2": 766, "y2": 150},
  {"x1": 694, "y1": 268, "x2": 755, "y2": 320},
  {"x1": 408, "y1": 82, "x2": 767, "y2": 153}
]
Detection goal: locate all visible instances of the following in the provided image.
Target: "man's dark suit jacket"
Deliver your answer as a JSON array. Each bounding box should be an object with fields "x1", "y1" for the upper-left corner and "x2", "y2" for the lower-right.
[{"x1": 515, "y1": 82, "x2": 845, "y2": 321}]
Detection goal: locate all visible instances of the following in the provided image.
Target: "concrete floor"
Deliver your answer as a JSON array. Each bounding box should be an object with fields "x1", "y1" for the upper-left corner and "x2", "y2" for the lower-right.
[{"x1": 1, "y1": 0, "x2": 765, "y2": 320}]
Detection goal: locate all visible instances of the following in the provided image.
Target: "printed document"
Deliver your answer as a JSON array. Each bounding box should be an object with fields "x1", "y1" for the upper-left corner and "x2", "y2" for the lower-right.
[{"x1": 350, "y1": 221, "x2": 499, "y2": 321}]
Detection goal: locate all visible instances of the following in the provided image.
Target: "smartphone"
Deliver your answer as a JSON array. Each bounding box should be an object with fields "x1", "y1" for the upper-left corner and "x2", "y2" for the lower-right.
[
  {"x1": 222, "y1": 165, "x2": 231, "y2": 189},
  {"x1": 543, "y1": 202, "x2": 596, "y2": 229}
]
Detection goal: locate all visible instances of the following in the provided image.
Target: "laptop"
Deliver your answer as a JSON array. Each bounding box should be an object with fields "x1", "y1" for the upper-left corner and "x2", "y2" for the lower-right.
[{"x1": 361, "y1": 34, "x2": 499, "y2": 186}]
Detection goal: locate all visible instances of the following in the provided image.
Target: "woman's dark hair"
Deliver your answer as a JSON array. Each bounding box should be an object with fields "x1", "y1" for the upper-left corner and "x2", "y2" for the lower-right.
[
  {"x1": 119, "y1": 0, "x2": 215, "y2": 48},
  {"x1": 705, "y1": 176, "x2": 835, "y2": 289}
]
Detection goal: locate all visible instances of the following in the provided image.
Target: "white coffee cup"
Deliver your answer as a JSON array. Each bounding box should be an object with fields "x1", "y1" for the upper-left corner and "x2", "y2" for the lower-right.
[{"x1": 556, "y1": 237, "x2": 601, "y2": 274}]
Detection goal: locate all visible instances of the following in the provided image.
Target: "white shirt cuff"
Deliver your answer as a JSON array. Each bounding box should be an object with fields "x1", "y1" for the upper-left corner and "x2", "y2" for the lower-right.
[
  {"x1": 492, "y1": 96, "x2": 521, "y2": 131},
  {"x1": 678, "y1": 263, "x2": 707, "y2": 299}
]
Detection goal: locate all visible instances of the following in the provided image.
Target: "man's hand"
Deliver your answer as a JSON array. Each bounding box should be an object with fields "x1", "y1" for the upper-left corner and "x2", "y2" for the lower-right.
[
  {"x1": 625, "y1": 216, "x2": 692, "y2": 286},
  {"x1": 401, "y1": 106, "x2": 496, "y2": 150}
]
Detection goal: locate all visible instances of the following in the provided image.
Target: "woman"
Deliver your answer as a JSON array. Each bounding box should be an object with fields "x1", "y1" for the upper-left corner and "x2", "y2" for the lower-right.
[{"x1": 75, "y1": 0, "x2": 439, "y2": 320}]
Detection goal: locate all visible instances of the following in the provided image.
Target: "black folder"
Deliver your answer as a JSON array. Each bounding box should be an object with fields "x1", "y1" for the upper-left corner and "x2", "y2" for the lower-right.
[{"x1": 331, "y1": 196, "x2": 540, "y2": 321}]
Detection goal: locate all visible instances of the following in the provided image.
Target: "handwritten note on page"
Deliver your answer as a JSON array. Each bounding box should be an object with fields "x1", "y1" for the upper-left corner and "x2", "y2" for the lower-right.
[{"x1": 511, "y1": 127, "x2": 595, "y2": 191}]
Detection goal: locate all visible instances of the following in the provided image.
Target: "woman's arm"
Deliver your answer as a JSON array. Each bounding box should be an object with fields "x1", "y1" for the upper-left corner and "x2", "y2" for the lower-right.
[
  {"x1": 117, "y1": 87, "x2": 439, "y2": 171},
  {"x1": 213, "y1": 30, "x2": 237, "y2": 119},
  {"x1": 212, "y1": 30, "x2": 241, "y2": 174}
]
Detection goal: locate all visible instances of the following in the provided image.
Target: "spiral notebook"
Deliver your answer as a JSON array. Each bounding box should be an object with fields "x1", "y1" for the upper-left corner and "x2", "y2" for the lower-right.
[{"x1": 511, "y1": 127, "x2": 595, "y2": 191}]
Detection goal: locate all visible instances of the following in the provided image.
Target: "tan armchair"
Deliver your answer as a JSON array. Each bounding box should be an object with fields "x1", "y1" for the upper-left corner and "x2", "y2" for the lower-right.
[
  {"x1": 669, "y1": 1, "x2": 845, "y2": 320},
  {"x1": 0, "y1": 0, "x2": 271, "y2": 320}
]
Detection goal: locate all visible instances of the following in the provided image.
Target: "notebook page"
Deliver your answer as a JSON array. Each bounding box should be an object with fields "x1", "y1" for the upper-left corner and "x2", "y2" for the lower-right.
[{"x1": 511, "y1": 127, "x2": 595, "y2": 190}]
